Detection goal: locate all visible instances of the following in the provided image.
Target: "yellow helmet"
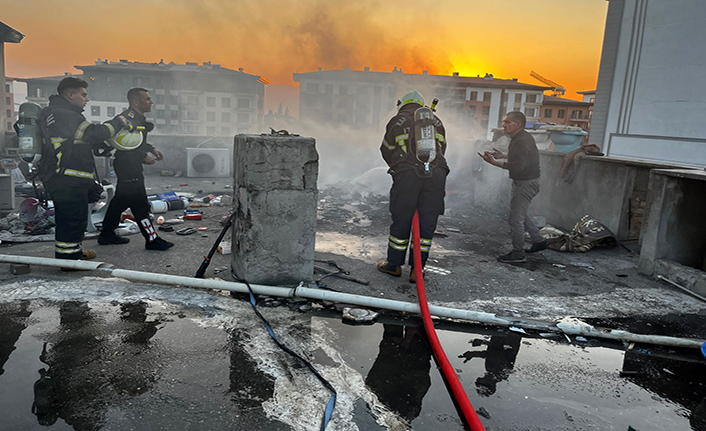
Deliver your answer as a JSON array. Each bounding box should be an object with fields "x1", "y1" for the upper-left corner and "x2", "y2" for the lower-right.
[
  {"x1": 397, "y1": 90, "x2": 425, "y2": 111},
  {"x1": 107, "y1": 129, "x2": 143, "y2": 151}
]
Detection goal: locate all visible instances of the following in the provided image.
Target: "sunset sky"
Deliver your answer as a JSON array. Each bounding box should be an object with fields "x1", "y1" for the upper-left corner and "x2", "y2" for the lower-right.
[{"x1": 3, "y1": 0, "x2": 608, "y2": 100}]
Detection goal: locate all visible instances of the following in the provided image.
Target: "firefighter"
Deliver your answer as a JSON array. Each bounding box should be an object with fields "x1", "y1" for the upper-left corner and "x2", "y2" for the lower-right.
[
  {"x1": 98, "y1": 88, "x2": 173, "y2": 251},
  {"x1": 378, "y1": 90, "x2": 449, "y2": 283},
  {"x1": 41, "y1": 77, "x2": 127, "y2": 261}
]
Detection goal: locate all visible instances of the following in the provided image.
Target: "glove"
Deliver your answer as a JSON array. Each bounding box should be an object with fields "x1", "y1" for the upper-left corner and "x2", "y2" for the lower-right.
[
  {"x1": 87, "y1": 181, "x2": 104, "y2": 204},
  {"x1": 93, "y1": 141, "x2": 114, "y2": 157},
  {"x1": 144, "y1": 122, "x2": 155, "y2": 132}
]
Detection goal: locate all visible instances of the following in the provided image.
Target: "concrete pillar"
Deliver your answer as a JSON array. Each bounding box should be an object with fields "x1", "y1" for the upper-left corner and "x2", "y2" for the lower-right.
[{"x1": 232, "y1": 134, "x2": 318, "y2": 285}]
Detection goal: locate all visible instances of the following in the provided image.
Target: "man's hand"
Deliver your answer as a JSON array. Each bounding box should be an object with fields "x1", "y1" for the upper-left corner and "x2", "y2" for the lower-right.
[
  {"x1": 143, "y1": 153, "x2": 156, "y2": 165},
  {"x1": 478, "y1": 151, "x2": 501, "y2": 167},
  {"x1": 151, "y1": 148, "x2": 164, "y2": 161},
  {"x1": 491, "y1": 147, "x2": 507, "y2": 159}
]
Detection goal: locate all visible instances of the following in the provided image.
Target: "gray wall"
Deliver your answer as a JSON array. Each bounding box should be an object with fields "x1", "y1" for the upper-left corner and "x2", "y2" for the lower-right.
[{"x1": 592, "y1": 0, "x2": 706, "y2": 167}]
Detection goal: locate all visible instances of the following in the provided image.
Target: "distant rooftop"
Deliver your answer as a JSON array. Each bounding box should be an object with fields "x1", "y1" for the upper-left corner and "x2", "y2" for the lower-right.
[
  {"x1": 543, "y1": 95, "x2": 593, "y2": 106},
  {"x1": 77, "y1": 59, "x2": 267, "y2": 83},
  {"x1": 294, "y1": 67, "x2": 551, "y2": 91},
  {"x1": 0, "y1": 21, "x2": 24, "y2": 43}
]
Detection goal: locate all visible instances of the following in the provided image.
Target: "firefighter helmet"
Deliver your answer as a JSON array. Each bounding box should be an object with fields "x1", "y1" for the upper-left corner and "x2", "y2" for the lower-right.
[
  {"x1": 107, "y1": 128, "x2": 143, "y2": 151},
  {"x1": 397, "y1": 90, "x2": 425, "y2": 111}
]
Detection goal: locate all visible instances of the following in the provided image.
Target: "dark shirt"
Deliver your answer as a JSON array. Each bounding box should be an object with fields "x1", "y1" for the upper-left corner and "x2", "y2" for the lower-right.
[
  {"x1": 113, "y1": 108, "x2": 155, "y2": 182},
  {"x1": 504, "y1": 130, "x2": 540, "y2": 181}
]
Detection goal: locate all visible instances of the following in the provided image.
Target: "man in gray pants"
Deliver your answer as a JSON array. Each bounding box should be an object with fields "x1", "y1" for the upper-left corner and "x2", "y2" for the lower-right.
[{"x1": 479, "y1": 111, "x2": 547, "y2": 263}]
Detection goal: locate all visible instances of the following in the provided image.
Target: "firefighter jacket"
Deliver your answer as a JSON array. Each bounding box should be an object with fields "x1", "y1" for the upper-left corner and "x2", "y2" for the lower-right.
[
  {"x1": 42, "y1": 94, "x2": 123, "y2": 186},
  {"x1": 380, "y1": 103, "x2": 449, "y2": 174},
  {"x1": 113, "y1": 108, "x2": 155, "y2": 182}
]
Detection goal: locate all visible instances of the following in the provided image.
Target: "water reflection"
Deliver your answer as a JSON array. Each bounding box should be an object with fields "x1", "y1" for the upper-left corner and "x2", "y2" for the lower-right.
[
  {"x1": 0, "y1": 301, "x2": 31, "y2": 376},
  {"x1": 365, "y1": 324, "x2": 432, "y2": 421},
  {"x1": 28, "y1": 301, "x2": 163, "y2": 429},
  {"x1": 458, "y1": 332, "x2": 522, "y2": 396},
  {"x1": 622, "y1": 345, "x2": 706, "y2": 430}
]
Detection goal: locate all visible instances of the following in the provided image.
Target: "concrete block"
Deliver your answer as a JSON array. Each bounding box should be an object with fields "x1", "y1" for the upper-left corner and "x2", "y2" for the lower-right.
[{"x1": 232, "y1": 134, "x2": 318, "y2": 285}]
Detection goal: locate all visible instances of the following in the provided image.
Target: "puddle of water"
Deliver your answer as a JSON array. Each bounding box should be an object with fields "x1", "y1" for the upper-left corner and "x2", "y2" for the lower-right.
[{"x1": 1, "y1": 294, "x2": 705, "y2": 431}]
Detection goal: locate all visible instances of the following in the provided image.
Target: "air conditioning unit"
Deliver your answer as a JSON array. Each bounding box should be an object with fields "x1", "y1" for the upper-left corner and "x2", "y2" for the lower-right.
[{"x1": 186, "y1": 148, "x2": 232, "y2": 178}]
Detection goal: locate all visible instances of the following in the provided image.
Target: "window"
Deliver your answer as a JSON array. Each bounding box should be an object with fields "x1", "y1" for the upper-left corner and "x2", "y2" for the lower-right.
[
  {"x1": 107, "y1": 107, "x2": 116, "y2": 116},
  {"x1": 6, "y1": 110, "x2": 12, "y2": 118},
  {"x1": 91, "y1": 106, "x2": 101, "y2": 116},
  {"x1": 339, "y1": 85, "x2": 348, "y2": 95},
  {"x1": 206, "y1": 97, "x2": 216, "y2": 107},
  {"x1": 237, "y1": 98, "x2": 250, "y2": 109},
  {"x1": 467, "y1": 105, "x2": 476, "y2": 115},
  {"x1": 481, "y1": 106, "x2": 490, "y2": 116},
  {"x1": 5, "y1": 97, "x2": 10, "y2": 105},
  {"x1": 357, "y1": 85, "x2": 368, "y2": 95},
  {"x1": 183, "y1": 110, "x2": 198, "y2": 121},
  {"x1": 207, "y1": 112, "x2": 216, "y2": 122},
  {"x1": 526, "y1": 94, "x2": 537, "y2": 103},
  {"x1": 170, "y1": 95, "x2": 178, "y2": 105},
  {"x1": 544, "y1": 109, "x2": 553, "y2": 118},
  {"x1": 237, "y1": 113, "x2": 250, "y2": 123},
  {"x1": 483, "y1": 92, "x2": 492, "y2": 102},
  {"x1": 221, "y1": 112, "x2": 231, "y2": 123},
  {"x1": 524, "y1": 107, "x2": 537, "y2": 117},
  {"x1": 221, "y1": 97, "x2": 231, "y2": 108},
  {"x1": 571, "y1": 110, "x2": 583, "y2": 119},
  {"x1": 326, "y1": 84, "x2": 334, "y2": 94},
  {"x1": 221, "y1": 127, "x2": 231, "y2": 136},
  {"x1": 207, "y1": 126, "x2": 216, "y2": 135},
  {"x1": 558, "y1": 109, "x2": 565, "y2": 119},
  {"x1": 306, "y1": 83, "x2": 319, "y2": 93},
  {"x1": 170, "y1": 110, "x2": 179, "y2": 120},
  {"x1": 185, "y1": 124, "x2": 199, "y2": 134},
  {"x1": 470, "y1": 91, "x2": 477, "y2": 101}
]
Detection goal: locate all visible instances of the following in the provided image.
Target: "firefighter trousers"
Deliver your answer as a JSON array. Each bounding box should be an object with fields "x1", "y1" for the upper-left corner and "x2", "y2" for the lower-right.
[
  {"x1": 386, "y1": 167, "x2": 447, "y2": 268},
  {"x1": 47, "y1": 183, "x2": 90, "y2": 260},
  {"x1": 101, "y1": 179, "x2": 156, "y2": 243}
]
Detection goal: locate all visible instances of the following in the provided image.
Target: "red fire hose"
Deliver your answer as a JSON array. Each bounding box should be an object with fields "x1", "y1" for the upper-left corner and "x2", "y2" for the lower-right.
[{"x1": 411, "y1": 211, "x2": 486, "y2": 431}]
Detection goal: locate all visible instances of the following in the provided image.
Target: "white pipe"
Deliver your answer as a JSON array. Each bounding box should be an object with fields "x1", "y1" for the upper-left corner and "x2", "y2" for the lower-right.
[
  {"x1": 657, "y1": 275, "x2": 706, "y2": 303},
  {"x1": 1, "y1": 254, "x2": 704, "y2": 349}
]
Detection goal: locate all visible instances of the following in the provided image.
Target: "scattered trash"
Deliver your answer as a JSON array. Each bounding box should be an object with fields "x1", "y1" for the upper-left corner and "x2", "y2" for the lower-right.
[
  {"x1": 476, "y1": 407, "x2": 491, "y2": 419},
  {"x1": 197, "y1": 227, "x2": 208, "y2": 231},
  {"x1": 158, "y1": 226, "x2": 174, "y2": 232},
  {"x1": 619, "y1": 370, "x2": 639, "y2": 377},
  {"x1": 447, "y1": 227, "x2": 461, "y2": 233},
  {"x1": 539, "y1": 333, "x2": 560, "y2": 338},
  {"x1": 217, "y1": 241, "x2": 231, "y2": 255},
  {"x1": 575, "y1": 336, "x2": 588, "y2": 343},
  {"x1": 180, "y1": 183, "x2": 189, "y2": 186},
  {"x1": 160, "y1": 170, "x2": 174, "y2": 176},
  {"x1": 616, "y1": 273, "x2": 629, "y2": 278},
  {"x1": 149, "y1": 200, "x2": 168, "y2": 214},
  {"x1": 662, "y1": 368, "x2": 675, "y2": 375},
  {"x1": 176, "y1": 227, "x2": 197, "y2": 236},
  {"x1": 564, "y1": 333, "x2": 572, "y2": 343},
  {"x1": 10, "y1": 263, "x2": 30, "y2": 275},
  {"x1": 552, "y1": 263, "x2": 566, "y2": 268},
  {"x1": 570, "y1": 262, "x2": 595, "y2": 270},
  {"x1": 342, "y1": 307, "x2": 378, "y2": 324},
  {"x1": 184, "y1": 209, "x2": 203, "y2": 221},
  {"x1": 509, "y1": 326, "x2": 527, "y2": 334},
  {"x1": 702, "y1": 341, "x2": 706, "y2": 360},
  {"x1": 156, "y1": 216, "x2": 165, "y2": 225}
]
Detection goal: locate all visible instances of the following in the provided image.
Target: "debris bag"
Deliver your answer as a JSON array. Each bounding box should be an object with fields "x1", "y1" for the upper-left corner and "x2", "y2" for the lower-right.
[{"x1": 540, "y1": 214, "x2": 616, "y2": 252}]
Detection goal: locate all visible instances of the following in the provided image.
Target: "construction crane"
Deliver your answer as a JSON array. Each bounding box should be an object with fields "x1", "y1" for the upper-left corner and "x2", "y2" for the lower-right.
[{"x1": 530, "y1": 70, "x2": 566, "y2": 96}]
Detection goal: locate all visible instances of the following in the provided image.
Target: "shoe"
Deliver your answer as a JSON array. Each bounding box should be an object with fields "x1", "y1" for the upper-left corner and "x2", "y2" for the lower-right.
[
  {"x1": 525, "y1": 240, "x2": 547, "y2": 253},
  {"x1": 497, "y1": 250, "x2": 527, "y2": 263},
  {"x1": 377, "y1": 261, "x2": 401, "y2": 277},
  {"x1": 146, "y1": 237, "x2": 174, "y2": 251},
  {"x1": 409, "y1": 268, "x2": 425, "y2": 283},
  {"x1": 97, "y1": 234, "x2": 130, "y2": 245}
]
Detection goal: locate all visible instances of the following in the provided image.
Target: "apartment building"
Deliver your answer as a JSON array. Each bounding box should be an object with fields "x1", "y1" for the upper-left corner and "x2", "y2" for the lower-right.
[
  {"x1": 21, "y1": 59, "x2": 267, "y2": 136},
  {"x1": 293, "y1": 67, "x2": 549, "y2": 140},
  {"x1": 539, "y1": 95, "x2": 593, "y2": 131}
]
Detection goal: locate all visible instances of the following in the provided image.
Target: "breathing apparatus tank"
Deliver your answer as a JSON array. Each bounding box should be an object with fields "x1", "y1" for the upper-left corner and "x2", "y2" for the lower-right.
[
  {"x1": 413, "y1": 105, "x2": 437, "y2": 177},
  {"x1": 15, "y1": 102, "x2": 44, "y2": 164}
]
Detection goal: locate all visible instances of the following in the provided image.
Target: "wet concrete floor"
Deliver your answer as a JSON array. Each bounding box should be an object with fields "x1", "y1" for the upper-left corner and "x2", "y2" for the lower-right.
[{"x1": 1, "y1": 283, "x2": 705, "y2": 431}]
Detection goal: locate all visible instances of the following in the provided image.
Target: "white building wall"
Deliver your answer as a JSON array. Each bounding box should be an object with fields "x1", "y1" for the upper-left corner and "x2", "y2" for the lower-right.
[{"x1": 596, "y1": 0, "x2": 706, "y2": 167}]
